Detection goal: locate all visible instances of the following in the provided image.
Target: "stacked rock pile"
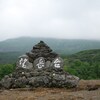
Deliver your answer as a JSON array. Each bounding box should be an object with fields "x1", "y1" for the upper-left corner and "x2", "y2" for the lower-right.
[
  {"x1": 26, "y1": 41, "x2": 58, "y2": 62},
  {"x1": 0, "y1": 41, "x2": 79, "y2": 89}
]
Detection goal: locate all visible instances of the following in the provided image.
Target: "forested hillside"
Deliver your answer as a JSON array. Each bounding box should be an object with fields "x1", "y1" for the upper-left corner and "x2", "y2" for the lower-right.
[
  {"x1": 63, "y1": 49, "x2": 100, "y2": 79},
  {"x1": 67, "y1": 49, "x2": 100, "y2": 63}
]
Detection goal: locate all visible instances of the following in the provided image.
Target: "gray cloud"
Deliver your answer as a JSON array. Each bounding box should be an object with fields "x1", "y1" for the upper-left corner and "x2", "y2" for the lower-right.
[{"x1": 0, "y1": 0, "x2": 100, "y2": 41}]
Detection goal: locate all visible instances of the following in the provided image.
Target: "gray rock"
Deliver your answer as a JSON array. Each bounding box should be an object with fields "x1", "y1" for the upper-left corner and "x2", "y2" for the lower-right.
[
  {"x1": 53, "y1": 74, "x2": 66, "y2": 81},
  {"x1": 42, "y1": 76, "x2": 49, "y2": 85},
  {"x1": 29, "y1": 76, "x2": 45, "y2": 87},
  {"x1": 12, "y1": 77, "x2": 28, "y2": 88},
  {"x1": 65, "y1": 75, "x2": 80, "y2": 87},
  {"x1": 46, "y1": 61, "x2": 51, "y2": 68},
  {"x1": 1, "y1": 76, "x2": 12, "y2": 89}
]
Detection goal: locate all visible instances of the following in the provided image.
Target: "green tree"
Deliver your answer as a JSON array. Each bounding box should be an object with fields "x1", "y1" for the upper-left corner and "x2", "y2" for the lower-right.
[{"x1": 0, "y1": 64, "x2": 15, "y2": 80}]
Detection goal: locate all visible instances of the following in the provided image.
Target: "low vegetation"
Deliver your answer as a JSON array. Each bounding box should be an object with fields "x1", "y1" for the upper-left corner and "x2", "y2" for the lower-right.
[
  {"x1": 0, "y1": 64, "x2": 16, "y2": 80},
  {"x1": 64, "y1": 60, "x2": 100, "y2": 79},
  {"x1": 62, "y1": 49, "x2": 100, "y2": 80}
]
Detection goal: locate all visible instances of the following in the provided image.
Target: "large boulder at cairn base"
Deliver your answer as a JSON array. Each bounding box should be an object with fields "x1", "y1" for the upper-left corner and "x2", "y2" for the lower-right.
[{"x1": 0, "y1": 41, "x2": 79, "y2": 89}]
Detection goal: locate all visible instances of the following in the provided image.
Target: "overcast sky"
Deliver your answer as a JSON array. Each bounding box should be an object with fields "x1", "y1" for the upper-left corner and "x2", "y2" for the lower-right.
[{"x1": 0, "y1": 0, "x2": 100, "y2": 41}]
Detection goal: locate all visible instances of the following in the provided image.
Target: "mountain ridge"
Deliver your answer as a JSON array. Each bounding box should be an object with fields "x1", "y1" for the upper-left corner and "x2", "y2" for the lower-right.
[{"x1": 0, "y1": 37, "x2": 100, "y2": 55}]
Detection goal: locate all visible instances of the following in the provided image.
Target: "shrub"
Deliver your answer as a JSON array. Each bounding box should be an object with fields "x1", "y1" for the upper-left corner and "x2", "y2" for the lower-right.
[{"x1": 0, "y1": 64, "x2": 15, "y2": 80}]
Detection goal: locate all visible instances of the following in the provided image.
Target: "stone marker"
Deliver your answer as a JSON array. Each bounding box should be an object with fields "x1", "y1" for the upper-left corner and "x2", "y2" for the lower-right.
[{"x1": 0, "y1": 41, "x2": 79, "y2": 89}]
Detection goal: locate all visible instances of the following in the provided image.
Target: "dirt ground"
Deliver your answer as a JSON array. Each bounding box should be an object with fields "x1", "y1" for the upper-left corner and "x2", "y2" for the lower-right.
[{"x1": 0, "y1": 80, "x2": 100, "y2": 100}]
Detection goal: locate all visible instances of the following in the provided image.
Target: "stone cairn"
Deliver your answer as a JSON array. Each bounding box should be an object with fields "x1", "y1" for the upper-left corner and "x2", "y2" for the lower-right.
[{"x1": 0, "y1": 41, "x2": 79, "y2": 89}]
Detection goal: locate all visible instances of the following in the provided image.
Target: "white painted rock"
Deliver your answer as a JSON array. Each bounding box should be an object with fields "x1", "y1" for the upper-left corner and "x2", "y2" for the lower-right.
[
  {"x1": 51, "y1": 57, "x2": 64, "y2": 69},
  {"x1": 34, "y1": 57, "x2": 45, "y2": 69},
  {"x1": 17, "y1": 55, "x2": 33, "y2": 69}
]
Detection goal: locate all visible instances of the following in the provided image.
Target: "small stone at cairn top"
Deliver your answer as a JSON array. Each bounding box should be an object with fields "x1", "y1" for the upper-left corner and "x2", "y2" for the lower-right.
[{"x1": 26, "y1": 41, "x2": 58, "y2": 63}]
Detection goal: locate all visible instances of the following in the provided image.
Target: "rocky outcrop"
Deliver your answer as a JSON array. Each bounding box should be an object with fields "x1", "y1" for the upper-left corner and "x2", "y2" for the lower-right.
[{"x1": 0, "y1": 41, "x2": 79, "y2": 89}]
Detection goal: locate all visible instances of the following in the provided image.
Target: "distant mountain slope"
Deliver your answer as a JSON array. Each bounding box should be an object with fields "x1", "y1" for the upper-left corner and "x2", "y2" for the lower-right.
[
  {"x1": 0, "y1": 37, "x2": 100, "y2": 55},
  {"x1": 0, "y1": 52, "x2": 23, "y2": 64},
  {"x1": 68, "y1": 49, "x2": 100, "y2": 63}
]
